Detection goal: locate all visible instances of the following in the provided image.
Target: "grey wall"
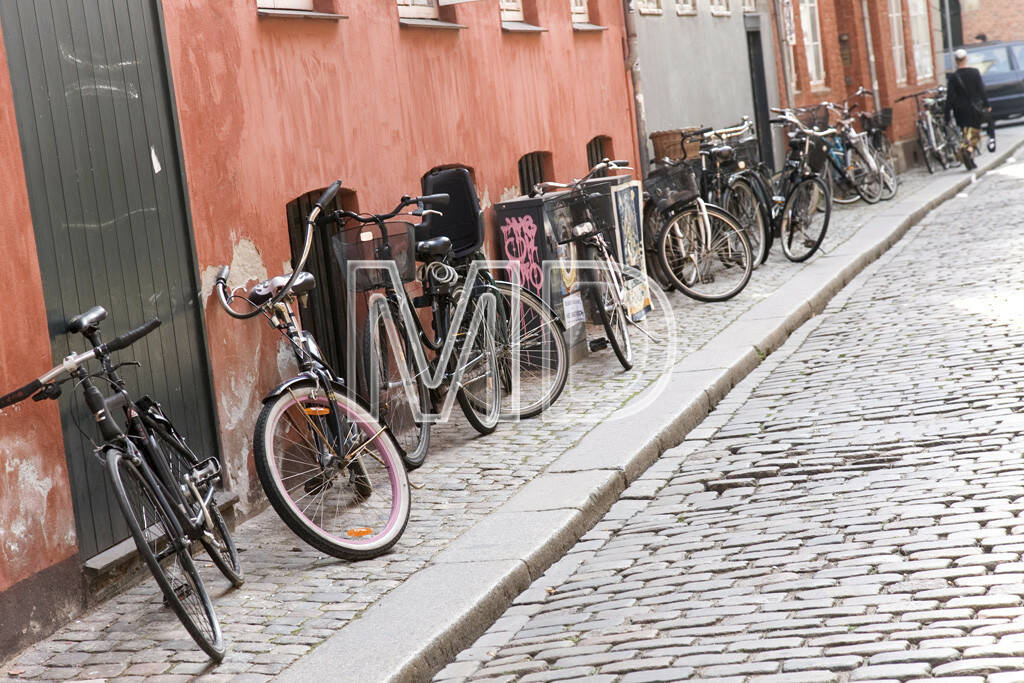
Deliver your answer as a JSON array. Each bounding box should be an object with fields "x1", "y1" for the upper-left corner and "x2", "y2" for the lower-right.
[{"x1": 634, "y1": 0, "x2": 781, "y2": 158}]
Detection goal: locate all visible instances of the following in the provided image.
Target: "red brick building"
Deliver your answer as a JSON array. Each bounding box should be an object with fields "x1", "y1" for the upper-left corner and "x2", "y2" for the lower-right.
[
  {"x1": 958, "y1": 0, "x2": 1024, "y2": 45},
  {"x1": 769, "y1": 0, "x2": 944, "y2": 166}
]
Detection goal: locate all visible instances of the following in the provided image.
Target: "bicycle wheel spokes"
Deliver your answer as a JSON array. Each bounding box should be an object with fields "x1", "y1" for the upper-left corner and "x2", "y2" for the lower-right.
[
  {"x1": 259, "y1": 391, "x2": 409, "y2": 558},
  {"x1": 108, "y1": 450, "x2": 224, "y2": 660},
  {"x1": 781, "y1": 177, "x2": 830, "y2": 262},
  {"x1": 659, "y1": 206, "x2": 752, "y2": 302}
]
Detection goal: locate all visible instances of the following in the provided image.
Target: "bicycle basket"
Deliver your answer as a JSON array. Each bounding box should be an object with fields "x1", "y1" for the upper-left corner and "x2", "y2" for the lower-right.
[
  {"x1": 796, "y1": 104, "x2": 830, "y2": 130},
  {"x1": 643, "y1": 160, "x2": 699, "y2": 212},
  {"x1": 332, "y1": 221, "x2": 416, "y2": 292},
  {"x1": 650, "y1": 128, "x2": 702, "y2": 161},
  {"x1": 544, "y1": 189, "x2": 616, "y2": 245},
  {"x1": 732, "y1": 137, "x2": 761, "y2": 168}
]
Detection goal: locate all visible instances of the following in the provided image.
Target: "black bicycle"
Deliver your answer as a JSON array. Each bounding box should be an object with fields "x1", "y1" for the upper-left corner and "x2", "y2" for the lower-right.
[
  {"x1": 326, "y1": 193, "x2": 501, "y2": 469},
  {"x1": 0, "y1": 310, "x2": 236, "y2": 660}
]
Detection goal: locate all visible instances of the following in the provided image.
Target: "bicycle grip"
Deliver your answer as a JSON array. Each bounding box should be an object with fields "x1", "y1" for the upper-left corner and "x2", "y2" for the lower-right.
[
  {"x1": 0, "y1": 379, "x2": 43, "y2": 410},
  {"x1": 101, "y1": 318, "x2": 162, "y2": 354},
  {"x1": 314, "y1": 180, "x2": 343, "y2": 209},
  {"x1": 419, "y1": 193, "x2": 450, "y2": 207}
]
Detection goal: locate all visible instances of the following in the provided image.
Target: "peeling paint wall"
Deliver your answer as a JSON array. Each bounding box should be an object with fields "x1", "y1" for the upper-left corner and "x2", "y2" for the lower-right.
[
  {"x1": 0, "y1": 29, "x2": 77, "y2": 594},
  {"x1": 160, "y1": 0, "x2": 639, "y2": 510}
]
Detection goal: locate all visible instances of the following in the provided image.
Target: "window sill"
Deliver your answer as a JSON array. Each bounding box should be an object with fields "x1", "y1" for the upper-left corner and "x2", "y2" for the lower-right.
[
  {"x1": 710, "y1": 9, "x2": 732, "y2": 17},
  {"x1": 502, "y1": 21, "x2": 547, "y2": 32},
  {"x1": 573, "y1": 22, "x2": 607, "y2": 31},
  {"x1": 637, "y1": 8, "x2": 663, "y2": 15},
  {"x1": 257, "y1": 8, "x2": 347, "y2": 20},
  {"x1": 676, "y1": 8, "x2": 697, "y2": 15},
  {"x1": 399, "y1": 17, "x2": 466, "y2": 29}
]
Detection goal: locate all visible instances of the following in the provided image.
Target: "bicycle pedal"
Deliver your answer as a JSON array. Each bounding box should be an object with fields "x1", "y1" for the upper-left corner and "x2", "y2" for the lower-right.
[{"x1": 588, "y1": 338, "x2": 609, "y2": 352}]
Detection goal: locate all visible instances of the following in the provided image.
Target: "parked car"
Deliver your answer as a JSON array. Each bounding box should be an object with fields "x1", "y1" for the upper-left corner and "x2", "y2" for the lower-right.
[{"x1": 944, "y1": 41, "x2": 1024, "y2": 121}]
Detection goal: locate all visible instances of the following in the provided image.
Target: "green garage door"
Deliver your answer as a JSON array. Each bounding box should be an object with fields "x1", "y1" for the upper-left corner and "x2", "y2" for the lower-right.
[{"x1": 1, "y1": 0, "x2": 219, "y2": 559}]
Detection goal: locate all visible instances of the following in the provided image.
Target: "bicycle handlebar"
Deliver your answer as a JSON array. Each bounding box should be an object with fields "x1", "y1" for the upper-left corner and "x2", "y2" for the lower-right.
[{"x1": 0, "y1": 316, "x2": 161, "y2": 410}]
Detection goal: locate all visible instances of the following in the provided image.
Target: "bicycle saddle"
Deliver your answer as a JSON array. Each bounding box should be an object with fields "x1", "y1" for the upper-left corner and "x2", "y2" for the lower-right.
[
  {"x1": 415, "y1": 236, "x2": 452, "y2": 258},
  {"x1": 248, "y1": 271, "x2": 316, "y2": 306},
  {"x1": 710, "y1": 145, "x2": 735, "y2": 162},
  {"x1": 68, "y1": 306, "x2": 108, "y2": 334}
]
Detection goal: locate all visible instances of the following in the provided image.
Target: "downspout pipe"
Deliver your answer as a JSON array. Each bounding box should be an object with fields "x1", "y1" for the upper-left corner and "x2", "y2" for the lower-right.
[
  {"x1": 774, "y1": 0, "x2": 794, "y2": 108},
  {"x1": 860, "y1": 0, "x2": 880, "y2": 97},
  {"x1": 623, "y1": 0, "x2": 650, "y2": 177}
]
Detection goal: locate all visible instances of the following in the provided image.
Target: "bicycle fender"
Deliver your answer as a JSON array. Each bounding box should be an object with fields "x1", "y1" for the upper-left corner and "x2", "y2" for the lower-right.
[{"x1": 263, "y1": 373, "x2": 353, "y2": 406}]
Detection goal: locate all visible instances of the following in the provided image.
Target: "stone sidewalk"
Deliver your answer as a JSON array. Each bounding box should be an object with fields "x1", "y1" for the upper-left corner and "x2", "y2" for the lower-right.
[
  {"x1": 433, "y1": 144, "x2": 1024, "y2": 683},
  {"x1": 3, "y1": 127, "x2": 1023, "y2": 683}
]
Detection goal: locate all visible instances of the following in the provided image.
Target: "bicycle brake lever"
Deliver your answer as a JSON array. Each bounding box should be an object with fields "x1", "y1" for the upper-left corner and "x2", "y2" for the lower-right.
[
  {"x1": 32, "y1": 383, "x2": 62, "y2": 401},
  {"x1": 110, "y1": 361, "x2": 142, "y2": 373}
]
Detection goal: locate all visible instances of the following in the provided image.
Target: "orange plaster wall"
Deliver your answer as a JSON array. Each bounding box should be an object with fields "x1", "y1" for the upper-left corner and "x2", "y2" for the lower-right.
[
  {"x1": 0, "y1": 23, "x2": 77, "y2": 592},
  {"x1": 160, "y1": 0, "x2": 638, "y2": 506}
]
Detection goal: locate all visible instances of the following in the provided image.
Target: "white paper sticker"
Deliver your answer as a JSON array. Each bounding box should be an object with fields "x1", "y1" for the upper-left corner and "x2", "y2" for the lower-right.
[
  {"x1": 150, "y1": 146, "x2": 162, "y2": 175},
  {"x1": 562, "y1": 292, "x2": 585, "y2": 327}
]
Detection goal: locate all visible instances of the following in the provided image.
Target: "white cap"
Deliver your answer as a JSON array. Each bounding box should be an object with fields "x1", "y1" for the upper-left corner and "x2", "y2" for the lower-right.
[{"x1": 954, "y1": 48, "x2": 968, "y2": 60}]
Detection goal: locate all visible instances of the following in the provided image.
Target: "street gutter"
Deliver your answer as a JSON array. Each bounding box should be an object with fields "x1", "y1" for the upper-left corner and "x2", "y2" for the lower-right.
[{"x1": 278, "y1": 133, "x2": 1024, "y2": 683}]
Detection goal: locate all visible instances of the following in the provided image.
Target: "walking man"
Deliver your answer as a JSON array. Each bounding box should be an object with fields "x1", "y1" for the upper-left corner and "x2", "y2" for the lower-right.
[{"x1": 944, "y1": 48, "x2": 991, "y2": 170}]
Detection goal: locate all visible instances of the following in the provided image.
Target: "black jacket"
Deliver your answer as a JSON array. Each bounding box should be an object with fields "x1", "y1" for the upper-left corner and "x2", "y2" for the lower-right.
[{"x1": 945, "y1": 67, "x2": 990, "y2": 128}]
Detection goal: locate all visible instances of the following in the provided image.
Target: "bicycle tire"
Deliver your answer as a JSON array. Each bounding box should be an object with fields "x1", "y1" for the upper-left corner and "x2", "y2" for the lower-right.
[
  {"x1": 657, "y1": 204, "x2": 753, "y2": 302},
  {"x1": 917, "y1": 122, "x2": 937, "y2": 174},
  {"x1": 642, "y1": 205, "x2": 676, "y2": 291},
  {"x1": 489, "y1": 280, "x2": 568, "y2": 419},
  {"x1": 590, "y1": 259, "x2": 633, "y2": 370},
  {"x1": 723, "y1": 177, "x2": 769, "y2": 267},
  {"x1": 363, "y1": 298, "x2": 430, "y2": 470},
  {"x1": 254, "y1": 382, "x2": 411, "y2": 560},
  {"x1": 107, "y1": 447, "x2": 225, "y2": 661},
  {"x1": 780, "y1": 176, "x2": 830, "y2": 262},
  {"x1": 849, "y1": 145, "x2": 882, "y2": 204},
  {"x1": 454, "y1": 297, "x2": 502, "y2": 434},
  {"x1": 874, "y1": 136, "x2": 898, "y2": 201},
  {"x1": 146, "y1": 420, "x2": 244, "y2": 587},
  {"x1": 828, "y1": 159, "x2": 861, "y2": 205}
]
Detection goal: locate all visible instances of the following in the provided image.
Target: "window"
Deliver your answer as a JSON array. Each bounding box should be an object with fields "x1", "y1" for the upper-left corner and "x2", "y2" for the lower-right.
[
  {"x1": 518, "y1": 152, "x2": 549, "y2": 195},
  {"x1": 887, "y1": 0, "x2": 907, "y2": 85},
  {"x1": 969, "y1": 46, "x2": 1012, "y2": 75},
  {"x1": 908, "y1": 0, "x2": 932, "y2": 81},
  {"x1": 636, "y1": 0, "x2": 662, "y2": 14},
  {"x1": 397, "y1": 0, "x2": 438, "y2": 19},
  {"x1": 743, "y1": 0, "x2": 757, "y2": 11},
  {"x1": 501, "y1": 0, "x2": 525, "y2": 21},
  {"x1": 586, "y1": 136, "x2": 611, "y2": 177},
  {"x1": 676, "y1": 0, "x2": 695, "y2": 12},
  {"x1": 800, "y1": 0, "x2": 825, "y2": 86},
  {"x1": 710, "y1": 0, "x2": 730, "y2": 14},
  {"x1": 571, "y1": 0, "x2": 590, "y2": 22}
]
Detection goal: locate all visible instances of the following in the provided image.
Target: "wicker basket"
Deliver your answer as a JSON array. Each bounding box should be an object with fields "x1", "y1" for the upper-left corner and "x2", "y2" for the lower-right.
[{"x1": 650, "y1": 128, "x2": 702, "y2": 161}]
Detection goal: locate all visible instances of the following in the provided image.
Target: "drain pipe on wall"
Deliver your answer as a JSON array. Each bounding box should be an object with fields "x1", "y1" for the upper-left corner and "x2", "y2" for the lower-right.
[
  {"x1": 623, "y1": 0, "x2": 650, "y2": 177},
  {"x1": 773, "y1": 0, "x2": 794, "y2": 108},
  {"x1": 860, "y1": 0, "x2": 881, "y2": 97}
]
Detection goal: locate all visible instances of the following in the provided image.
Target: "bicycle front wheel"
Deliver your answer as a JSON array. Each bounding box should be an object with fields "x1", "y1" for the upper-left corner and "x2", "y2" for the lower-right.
[
  {"x1": 455, "y1": 308, "x2": 502, "y2": 434},
  {"x1": 781, "y1": 176, "x2": 830, "y2": 262},
  {"x1": 107, "y1": 447, "x2": 224, "y2": 661},
  {"x1": 658, "y1": 204, "x2": 753, "y2": 302},
  {"x1": 149, "y1": 422, "x2": 244, "y2": 587},
  {"x1": 849, "y1": 145, "x2": 882, "y2": 204},
  {"x1": 917, "y1": 122, "x2": 938, "y2": 174},
  {"x1": 363, "y1": 298, "x2": 431, "y2": 470},
  {"x1": 254, "y1": 383, "x2": 411, "y2": 560},
  {"x1": 490, "y1": 280, "x2": 568, "y2": 419}
]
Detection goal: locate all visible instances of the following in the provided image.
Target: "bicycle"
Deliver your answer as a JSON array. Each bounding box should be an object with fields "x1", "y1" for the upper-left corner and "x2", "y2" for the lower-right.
[
  {"x1": 215, "y1": 181, "x2": 412, "y2": 557},
  {"x1": 897, "y1": 87, "x2": 961, "y2": 173},
  {"x1": 696, "y1": 118, "x2": 771, "y2": 268},
  {"x1": 0, "y1": 311, "x2": 231, "y2": 660},
  {"x1": 324, "y1": 191, "x2": 501, "y2": 467},
  {"x1": 820, "y1": 99, "x2": 883, "y2": 205},
  {"x1": 535, "y1": 159, "x2": 640, "y2": 367},
  {"x1": 746, "y1": 108, "x2": 835, "y2": 262},
  {"x1": 852, "y1": 86, "x2": 899, "y2": 200}
]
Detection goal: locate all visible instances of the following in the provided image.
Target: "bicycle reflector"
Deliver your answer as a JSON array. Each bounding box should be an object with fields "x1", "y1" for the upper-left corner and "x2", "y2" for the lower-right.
[
  {"x1": 303, "y1": 406, "x2": 330, "y2": 416},
  {"x1": 347, "y1": 527, "x2": 373, "y2": 537}
]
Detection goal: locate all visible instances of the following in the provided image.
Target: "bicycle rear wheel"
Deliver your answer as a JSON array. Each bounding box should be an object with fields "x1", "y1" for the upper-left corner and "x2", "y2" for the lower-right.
[
  {"x1": 590, "y1": 258, "x2": 633, "y2": 371},
  {"x1": 254, "y1": 383, "x2": 411, "y2": 560},
  {"x1": 874, "y1": 136, "x2": 898, "y2": 200},
  {"x1": 107, "y1": 447, "x2": 224, "y2": 661},
  {"x1": 147, "y1": 420, "x2": 244, "y2": 587},
  {"x1": 723, "y1": 177, "x2": 769, "y2": 267},
  {"x1": 363, "y1": 298, "x2": 430, "y2": 470},
  {"x1": 849, "y1": 145, "x2": 882, "y2": 204},
  {"x1": 657, "y1": 204, "x2": 753, "y2": 302},
  {"x1": 490, "y1": 280, "x2": 568, "y2": 419},
  {"x1": 780, "y1": 176, "x2": 830, "y2": 262}
]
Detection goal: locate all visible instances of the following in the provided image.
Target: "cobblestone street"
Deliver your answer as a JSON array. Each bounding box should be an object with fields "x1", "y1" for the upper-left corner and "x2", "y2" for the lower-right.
[
  {"x1": 2, "y1": 149, "x2": 1022, "y2": 683},
  {"x1": 434, "y1": 160, "x2": 1024, "y2": 682}
]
